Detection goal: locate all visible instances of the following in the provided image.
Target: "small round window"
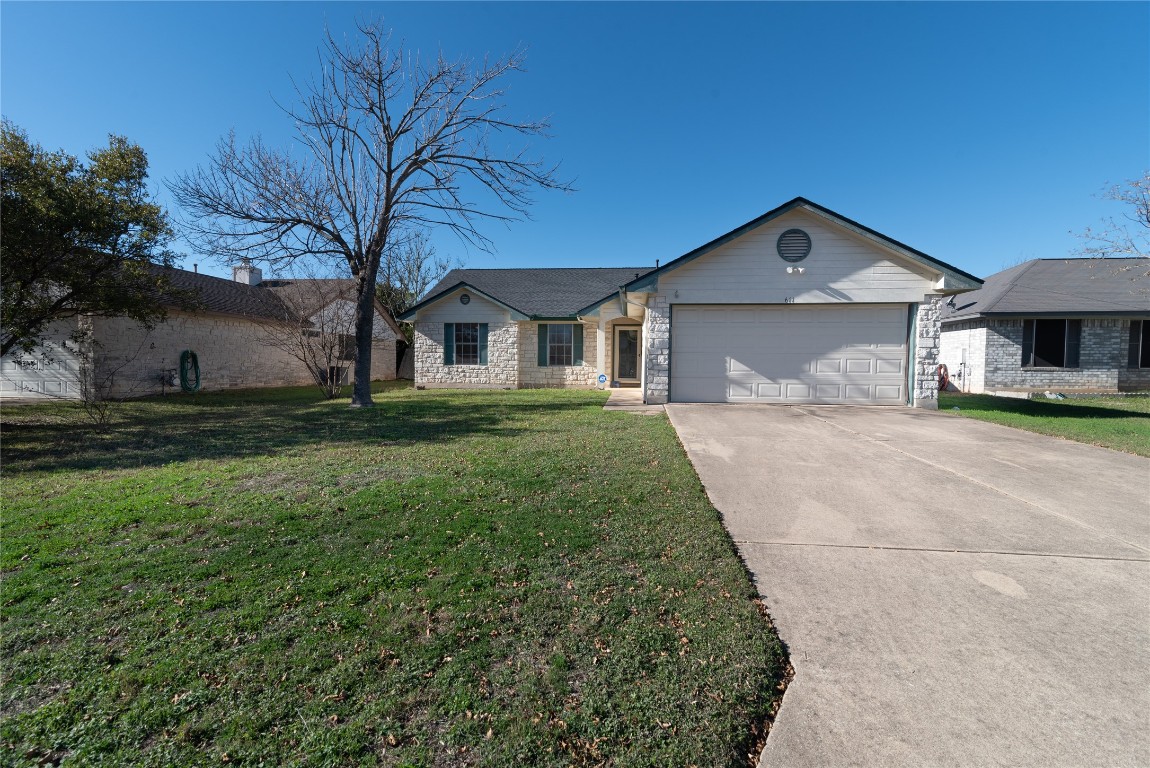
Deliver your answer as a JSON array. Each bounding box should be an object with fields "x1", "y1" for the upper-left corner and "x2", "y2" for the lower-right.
[
  {"x1": 777, "y1": 229, "x2": 812, "y2": 263},
  {"x1": 459, "y1": 293, "x2": 471, "y2": 305}
]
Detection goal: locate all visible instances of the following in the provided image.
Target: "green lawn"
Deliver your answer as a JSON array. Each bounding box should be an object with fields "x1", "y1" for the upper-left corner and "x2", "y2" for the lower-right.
[
  {"x1": 939, "y1": 392, "x2": 1150, "y2": 457},
  {"x1": 0, "y1": 384, "x2": 787, "y2": 767}
]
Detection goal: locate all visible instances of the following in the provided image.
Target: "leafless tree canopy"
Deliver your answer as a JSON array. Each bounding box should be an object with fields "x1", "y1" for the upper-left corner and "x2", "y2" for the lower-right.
[
  {"x1": 169, "y1": 19, "x2": 570, "y2": 405},
  {"x1": 376, "y1": 231, "x2": 455, "y2": 340},
  {"x1": 1074, "y1": 171, "x2": 1150, "y2": 279}
]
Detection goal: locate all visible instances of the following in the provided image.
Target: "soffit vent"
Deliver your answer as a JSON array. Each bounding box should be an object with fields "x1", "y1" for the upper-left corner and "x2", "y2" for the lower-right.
[{"x1": 777, "y1": 229, "x2": 812, "y2": 263}]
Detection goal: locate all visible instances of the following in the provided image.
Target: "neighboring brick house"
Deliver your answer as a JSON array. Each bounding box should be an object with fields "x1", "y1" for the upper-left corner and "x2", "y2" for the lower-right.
[
  {"x1": 938, "y1": 258, "x2": 1150, "y2": 395},
  {"x1": 0, "y1": 263, "x2": 402, "y2": 400},
  {"x1": 399, "y1": 197, "x2": 983, "y2": 408}
]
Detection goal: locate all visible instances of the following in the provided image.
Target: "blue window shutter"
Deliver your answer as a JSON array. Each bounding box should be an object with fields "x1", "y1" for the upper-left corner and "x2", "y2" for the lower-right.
[
  {"x1": 573, "y1": 324, "x2": 584, "y2": 365},
  {"x1": 1021, "y1": 320, "x2": 1034, "y2": 367},
  {"x1": 1065, "y1": 319, "x2": 1081, "y2": 368},
  {"x1": 478, "y1": 323, "x2": 489, "y2": 365},
  {"x1": 1130, "y1": 321, "x2": 1143, "y2": 369},
  {"x1": 537, "y1": 324, "x2": 549, "y2": 367},
  {"x1": 443, "y1": 323, "x2": 455, "y2": 365}
]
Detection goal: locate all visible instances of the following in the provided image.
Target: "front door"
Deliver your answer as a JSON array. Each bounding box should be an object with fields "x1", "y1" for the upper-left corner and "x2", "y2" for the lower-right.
[{"x1": 614, "y1": 326, "x2": 641, "y2": 384}]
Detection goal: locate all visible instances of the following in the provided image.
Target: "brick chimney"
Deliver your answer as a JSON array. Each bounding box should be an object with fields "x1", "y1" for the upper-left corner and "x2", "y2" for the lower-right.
[{"x1": 232, "y1": 259, "x2": 262, "y2": 286}]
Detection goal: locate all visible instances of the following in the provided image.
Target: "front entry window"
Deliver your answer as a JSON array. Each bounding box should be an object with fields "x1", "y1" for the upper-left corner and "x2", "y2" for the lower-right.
[{"x1": 617, "y1": 329, "x2": 639, "y2": 380}]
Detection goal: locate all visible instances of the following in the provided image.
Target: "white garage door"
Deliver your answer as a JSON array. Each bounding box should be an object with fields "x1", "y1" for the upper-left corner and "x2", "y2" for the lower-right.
[
  {"x1": 0, "y1": 331, "x2": 83, "y2": 401},
  {"x1": 671, "y1": 304, "x2": 910, "y2": 404}
]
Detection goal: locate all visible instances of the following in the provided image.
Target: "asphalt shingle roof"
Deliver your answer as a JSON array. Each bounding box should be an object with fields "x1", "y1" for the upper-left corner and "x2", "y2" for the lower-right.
[
  {"x1": 415, "y1": 267, "x2": 656, "y2": 318},
  {"x1": 155, "y1": 266, "x2": 293, "y2": 321},
  {"x1": 942, "y1": 258, "x2": 1150, "y2": 322}
]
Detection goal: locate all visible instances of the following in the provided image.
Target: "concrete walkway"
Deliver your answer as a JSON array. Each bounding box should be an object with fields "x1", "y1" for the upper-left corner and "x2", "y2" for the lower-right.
[
  {"x1": 602, "y1": 387, "x2": 665, "y2": 415},
  {"x1": 666, "y1": 404, "x2": 1150, "y2": 768}
]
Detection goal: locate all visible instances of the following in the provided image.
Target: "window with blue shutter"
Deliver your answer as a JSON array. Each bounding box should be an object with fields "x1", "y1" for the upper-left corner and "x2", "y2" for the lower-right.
[
  {"x1": 536, "y1": 323, "x2": 584, "y2": 366},
  {"x1": 444, "y1": 323, "x2": 485, "y2": 365}
]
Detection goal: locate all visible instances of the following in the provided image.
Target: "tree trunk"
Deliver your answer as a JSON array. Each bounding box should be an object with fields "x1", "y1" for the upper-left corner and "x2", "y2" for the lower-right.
[{"x1": 350, "y1": 258, "x2": 382, "y2": 407}]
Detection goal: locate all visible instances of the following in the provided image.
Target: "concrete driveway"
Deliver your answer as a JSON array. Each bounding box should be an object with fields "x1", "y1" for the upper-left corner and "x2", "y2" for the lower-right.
[{"x1": 666, "y1": 404, "x2": 1150, "y2": 768}]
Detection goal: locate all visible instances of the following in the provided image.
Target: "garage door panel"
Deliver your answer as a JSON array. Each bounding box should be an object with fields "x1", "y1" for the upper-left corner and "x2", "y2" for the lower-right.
[
  {"x1": 757, "y1": 382, "x2": 783, "y2": 398},
  {"x1": 875, "y1": 385, "x2": 904, "y2": 401},
  {"x1": 670, "y1": 304, "x2": 909, "y2": 405}
]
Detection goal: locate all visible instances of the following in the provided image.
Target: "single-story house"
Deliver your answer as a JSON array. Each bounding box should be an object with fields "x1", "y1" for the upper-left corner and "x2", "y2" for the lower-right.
[
  {"x1": 0, "y1": 262, "x2": 402, "y2": 400},
  {"x1": 938, "y1": 258, "x2": 1150, "y2": 394},
  {"x1": 399, "y1": 197, "x2": 983, "y2": 408}
]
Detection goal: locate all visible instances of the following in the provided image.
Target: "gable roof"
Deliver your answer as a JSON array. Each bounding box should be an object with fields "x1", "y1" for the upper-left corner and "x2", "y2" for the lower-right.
[
  {"x1": 941, "y1": 258, "x2": 1150, "y2": 322},
  {"x1": 619, "y1": 196, "x2": 983, "y2": 293},
  {"x1": 399, "y1": 267, "x2": 655, "y2": 321},
  {"x1": 260, "y1": 278, "x2": 403, "y2": 336}
]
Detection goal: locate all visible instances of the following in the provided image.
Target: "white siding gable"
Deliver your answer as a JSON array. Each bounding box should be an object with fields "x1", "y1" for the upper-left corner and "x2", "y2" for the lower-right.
[
  {"x1": 413, "y1": 287, "x2": 512, "y2": 325},
  {"x1": 658, "y1": 209, "x2": 939, "y2": 304}
]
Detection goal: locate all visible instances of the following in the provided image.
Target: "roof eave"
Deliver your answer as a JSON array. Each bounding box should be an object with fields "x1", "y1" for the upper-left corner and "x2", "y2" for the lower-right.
[
  {"x1": 620, "y1": 197, "x2": 983, "y2": 293},
  {"x1": 397, "y1": 282, "x2": 530, "y2": 321}
]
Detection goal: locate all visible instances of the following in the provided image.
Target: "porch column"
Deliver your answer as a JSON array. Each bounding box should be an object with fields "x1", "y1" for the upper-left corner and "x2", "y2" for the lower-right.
[
  {"x1": 643, "y1": 295, "x2": 670, "y2": 404},
  {"x1": 596, "y1": 316, "x2": 607, "y2": 389}
]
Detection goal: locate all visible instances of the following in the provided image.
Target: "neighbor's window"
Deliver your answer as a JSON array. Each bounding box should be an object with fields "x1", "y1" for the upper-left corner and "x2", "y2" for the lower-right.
[
  {"x1": 1021, "y1": 319, "x2": 1081, "y2": 368},
  {"x1": 1130, "y1": 320, "x2": 1150, "y2": 369},
  {"x1": 443, "y1": 322, "x2": 488, "y2": 365},
  {"x1": 536, "y1": 323, "x2": 584, "y2": 367}
]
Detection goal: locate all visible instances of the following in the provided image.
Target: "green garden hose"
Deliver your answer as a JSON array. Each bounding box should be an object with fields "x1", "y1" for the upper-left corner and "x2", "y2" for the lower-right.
[{"x1": 179, "y1": 349, "x2": 201, "y2": 393}]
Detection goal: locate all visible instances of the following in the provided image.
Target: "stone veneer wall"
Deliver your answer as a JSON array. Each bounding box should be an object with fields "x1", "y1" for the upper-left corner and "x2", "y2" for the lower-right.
[
  {"x1": 912, "y1": 297, "x2": 943, "y2": 409},
  {"x1": 517, "y1": 322, "x2": 599, "y2": 388},
  {"x1": 981, "y1": 317, "x2": 1149, "y2": 391},
  {"x1": 93, "y1": 311, "x2": 396, "y2": 398},
  {"x1": 642, "y1": 295, "x2": 671, "y2": 404},
  {"x1": 413, "y1": 320, "x2": 518, "y2": 388}
]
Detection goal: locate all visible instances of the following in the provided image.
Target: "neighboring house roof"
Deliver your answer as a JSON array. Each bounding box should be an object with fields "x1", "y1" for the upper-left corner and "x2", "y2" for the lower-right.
[
  {"x1": 619, "y1": 196, "x2": 984, "y2": 294},
  {"x1": 153, "y1": 267, "x2": 402, "y2": 335},
  {"x1": 399, "y1": 267, "x2": 655, "y2": 321},
  {"x1": 154, "y1": 266, "x2": 292, "y2": 321},
  {"x1": 942, "y1": 258, "x2": 1150, "y2": 322}
]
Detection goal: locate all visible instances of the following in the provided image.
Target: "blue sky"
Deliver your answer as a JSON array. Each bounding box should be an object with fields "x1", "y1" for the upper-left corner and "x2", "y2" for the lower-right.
[{"x1": 3, "y1": 2, "x2": 1147, "y2": 282}]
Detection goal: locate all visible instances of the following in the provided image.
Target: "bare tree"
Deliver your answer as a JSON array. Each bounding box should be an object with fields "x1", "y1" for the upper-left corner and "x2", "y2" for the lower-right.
[
  {"x1": 257, "y1": 273, "x2": 359, "y2": 399},
  {"x1": 169, "y1": 20, "x2": 570, "y2": 406},
  {"x1": 1074, "y1": 171, "x2": 1150, "y2": 279}
]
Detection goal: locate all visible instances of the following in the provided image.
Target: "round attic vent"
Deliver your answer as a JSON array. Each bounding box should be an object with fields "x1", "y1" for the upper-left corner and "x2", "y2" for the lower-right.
[
  {"x1": 459, "y1": 293, "x2": 471, "y2": 305},
  {"x1": 777, "y1": 229, "x2": 812, "y2": 263}
]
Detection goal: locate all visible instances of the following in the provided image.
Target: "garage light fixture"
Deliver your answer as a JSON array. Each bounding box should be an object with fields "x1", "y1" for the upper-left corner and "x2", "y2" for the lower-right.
[{"x1": 786, "y1": 266, "x2": 805, "y2": 275}]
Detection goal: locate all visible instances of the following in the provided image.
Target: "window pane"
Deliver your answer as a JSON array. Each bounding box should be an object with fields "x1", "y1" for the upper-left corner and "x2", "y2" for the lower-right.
[
  {"x1": 1032, "y1": 319, "x2": 1066, "y2": 367},
  {"x1": 455, "y1": 323, "x2": 479, "y2": 365},
  {"x1": 1142, "y1": 321, "x2": 1150, "y2": 368},
  {"x1": 548, "y1": 324, "x2": 573, "y2": 366}
]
